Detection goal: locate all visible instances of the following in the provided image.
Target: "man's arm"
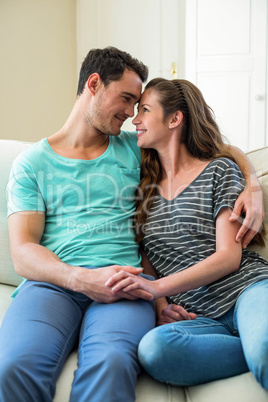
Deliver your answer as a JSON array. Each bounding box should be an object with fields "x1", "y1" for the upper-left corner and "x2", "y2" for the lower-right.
[
  {"x1": 228, "y1": 145, "x2": 264, "y2": 248},
  {"x1": 8, "y1": 211, "x2": 153, "y2": 303}
]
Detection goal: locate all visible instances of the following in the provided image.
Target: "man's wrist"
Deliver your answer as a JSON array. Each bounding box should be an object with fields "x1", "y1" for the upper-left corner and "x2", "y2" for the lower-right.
[
  {"x1": 244, "y1": 173, "x2": 262, "y2": 192},
  {"x1": 64, "y1": 265, "x2": 86, "y2": 292}
]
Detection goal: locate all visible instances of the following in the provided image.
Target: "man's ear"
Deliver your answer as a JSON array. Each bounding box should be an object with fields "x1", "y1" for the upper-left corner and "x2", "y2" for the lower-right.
[
  {"x1": 87, "y1": 73, "x2": 101, "y2": 95},
  {"x1": 169, "y1": 111, "x2": 183, "y2": 128}
]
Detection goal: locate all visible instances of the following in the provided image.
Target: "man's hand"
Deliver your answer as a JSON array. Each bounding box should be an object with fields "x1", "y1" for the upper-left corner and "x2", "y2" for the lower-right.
[
  {"x1": 229, "y1": 185, "x2": 264, "y2": 248},
  {"x1": 157, "y1": 304, "x2": 197, "y2": 326},
  {"x1": 72, "y1": 265, "x2": 154, "y2": 303}
]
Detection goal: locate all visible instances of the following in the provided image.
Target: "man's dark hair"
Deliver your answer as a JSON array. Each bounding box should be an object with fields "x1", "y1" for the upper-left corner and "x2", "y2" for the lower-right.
[{"x1": 77, "y1": 46, "x2": 149, "y2": 96}]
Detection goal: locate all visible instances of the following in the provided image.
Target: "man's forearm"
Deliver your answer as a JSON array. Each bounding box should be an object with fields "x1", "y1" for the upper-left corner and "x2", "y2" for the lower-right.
[
  {"x1": 228, "y1": 145, "x2": 261, "y2": 189},
  {"x1": 11, "y1": 242, "x2": 78, "y2": 290},
  {"x1": 11, "y1": 243, "x2": 154, "y2": 303}
]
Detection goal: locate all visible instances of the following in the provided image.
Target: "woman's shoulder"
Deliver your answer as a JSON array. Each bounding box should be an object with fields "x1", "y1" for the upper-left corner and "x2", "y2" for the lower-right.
[
  {"x1": 208, "y1": 157, "x2": 239, "y2": 170},
  {"x1": 204, "y1": 158, "x2": 244, "y2": 187},
  {"x1": 206, "y1": 157, "x2": 242, "y2": 175}
]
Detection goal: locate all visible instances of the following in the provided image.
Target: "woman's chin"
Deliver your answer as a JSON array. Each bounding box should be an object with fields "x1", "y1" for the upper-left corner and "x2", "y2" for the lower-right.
[{"x1": 137, "y1": 138, "x2": 148, "y2": 149}]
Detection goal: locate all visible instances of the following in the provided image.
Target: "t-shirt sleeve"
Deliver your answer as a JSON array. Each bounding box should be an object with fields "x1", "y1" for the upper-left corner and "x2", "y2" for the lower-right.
[
  {"x1": 6, "y1": 158, "x2": 46, "y2": 216},
  {"x1": 213, "y1": 160, "x2": 245, "y2": 220}
]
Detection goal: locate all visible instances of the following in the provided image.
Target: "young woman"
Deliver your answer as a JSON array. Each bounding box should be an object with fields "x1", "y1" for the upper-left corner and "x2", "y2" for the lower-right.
[{"x1": 106, "y1": 78, "x2": 268, "y2": 389}]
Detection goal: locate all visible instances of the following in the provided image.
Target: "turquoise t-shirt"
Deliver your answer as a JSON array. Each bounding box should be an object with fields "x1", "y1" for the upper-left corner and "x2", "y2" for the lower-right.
[{"x1": 7, "y1": 132, "x2": 142, "y2": 295}]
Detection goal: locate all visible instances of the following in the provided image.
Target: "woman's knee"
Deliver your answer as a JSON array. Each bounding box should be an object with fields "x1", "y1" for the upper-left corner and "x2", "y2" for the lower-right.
[
  {"x1": 245, "y1": 341, "x2": 268, "y2": 390},
  {"x1": 138, "y1": 326, "x2": 175, "y2": 375}
]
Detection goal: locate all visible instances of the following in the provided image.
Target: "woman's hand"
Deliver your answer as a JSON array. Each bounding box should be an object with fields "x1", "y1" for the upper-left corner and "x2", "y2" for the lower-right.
[
  {"x1": 229, "y1": 185, "x2": 264, "y2": 248},
  {"x1": 105, "y1": 270, "x2": 159, "y2": 299},
  {"x1": 157, "y1": 303, "x2": 197, "y2": 326}
]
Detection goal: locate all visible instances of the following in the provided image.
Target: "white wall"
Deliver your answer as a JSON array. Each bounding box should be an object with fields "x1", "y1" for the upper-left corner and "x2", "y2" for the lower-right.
[{"x1": 0, "y1": 0, "x2": 77, "y2": 142}]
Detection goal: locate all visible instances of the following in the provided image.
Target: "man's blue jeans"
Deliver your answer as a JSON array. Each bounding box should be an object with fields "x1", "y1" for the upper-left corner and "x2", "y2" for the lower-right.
[
  {"x1": 0, "y1": 278, "x2": 155, "y2": 402},
  {"x1": 138, "y1": 279, "x2": 268, "y2": 389}
]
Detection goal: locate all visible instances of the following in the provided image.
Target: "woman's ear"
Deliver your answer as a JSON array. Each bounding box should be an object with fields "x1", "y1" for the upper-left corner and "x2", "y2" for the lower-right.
[
  {"x1": 87, "y1": 73, "x2": 101, "y2": 95},
  {"x1": 169, "y1": 111, "x2": 183, "y2": 128}
]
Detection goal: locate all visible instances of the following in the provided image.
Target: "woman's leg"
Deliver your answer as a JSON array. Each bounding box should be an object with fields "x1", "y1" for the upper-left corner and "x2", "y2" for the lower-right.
[
  {"x1": 0, "y1": 281, "x2": 85, "y2": 402},
  {"x1": 234, "y1": 279, "x2": 268, "y2": 390},
  {"x1": 138, "y1": 315, "x2": 248, "y2": 386},
  {"x1": 70, "y1": 298, "x2": 155, "y2": 402}
]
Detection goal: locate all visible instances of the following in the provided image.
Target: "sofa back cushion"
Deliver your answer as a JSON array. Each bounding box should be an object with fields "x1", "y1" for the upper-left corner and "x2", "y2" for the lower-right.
[
  {"x1": 0, "y1": 140, "x2": 33, "y2": 286},
  {"x1": 0, "y1": 140, "x2": 268, "y2": 286},
  {"x1": 246, "y1": 147, "x2": 268, "y2": 261}
]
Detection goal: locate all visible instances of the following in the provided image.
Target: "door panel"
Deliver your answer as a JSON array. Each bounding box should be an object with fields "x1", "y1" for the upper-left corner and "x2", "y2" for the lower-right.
[{"x1": 185, "y1": 0, "x2": 267, "y2": 152}]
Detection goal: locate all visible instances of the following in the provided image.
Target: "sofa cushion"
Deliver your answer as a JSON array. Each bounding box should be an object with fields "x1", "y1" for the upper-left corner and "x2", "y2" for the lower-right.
[{"x1": 185, "y1": 372, "x2": 268, "y2": 402}]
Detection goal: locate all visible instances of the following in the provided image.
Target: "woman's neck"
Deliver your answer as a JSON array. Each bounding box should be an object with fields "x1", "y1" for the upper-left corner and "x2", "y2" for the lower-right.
[
  {"x1": 157, "y1": 142, "x2": 195, "y2": 178},
  {"x1": 157, "y1": 142, "x2": 211, "y2": 200}
]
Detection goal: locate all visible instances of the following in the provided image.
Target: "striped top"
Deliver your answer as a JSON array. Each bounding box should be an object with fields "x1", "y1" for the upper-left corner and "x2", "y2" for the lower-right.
[{"x1": 143, "y1": 158, "x2": 268, "y2": 318}]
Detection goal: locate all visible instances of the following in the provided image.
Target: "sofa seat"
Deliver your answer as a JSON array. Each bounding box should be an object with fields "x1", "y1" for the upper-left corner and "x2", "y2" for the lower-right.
[{"x1": 0, "y1": 139, "x2": 268, "y2": 402}]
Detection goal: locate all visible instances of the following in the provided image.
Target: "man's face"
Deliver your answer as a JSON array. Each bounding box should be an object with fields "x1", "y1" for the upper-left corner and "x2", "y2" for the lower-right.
[{"x1": 88, "y1": 69, "x2": 143, "y2": 136}]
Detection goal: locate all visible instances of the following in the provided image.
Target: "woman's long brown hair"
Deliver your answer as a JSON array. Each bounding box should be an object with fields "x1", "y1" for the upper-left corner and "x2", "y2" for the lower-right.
[{"x1": 134, "y1": 78, "x2": 265, "y2": 247}]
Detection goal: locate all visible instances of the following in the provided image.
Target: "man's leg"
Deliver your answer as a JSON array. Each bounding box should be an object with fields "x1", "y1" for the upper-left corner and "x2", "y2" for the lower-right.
[
  {"x1": 0, "y1": 281, "x2": 85, "y2": 402},
  {"x1": 235, "y1": 279, "x2": 268, "y2": 390},
  {"x1": 70, "y1": 298, "x2": 155, "y2": 402},
  {"x1": 138, "y1": 315, "x2": 248, "y2": 386}
]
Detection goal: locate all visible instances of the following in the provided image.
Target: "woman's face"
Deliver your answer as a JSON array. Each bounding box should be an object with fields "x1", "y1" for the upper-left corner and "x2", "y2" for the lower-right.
[{"x1": 132, "y1": 89, "x2": 170, "y2": 150}]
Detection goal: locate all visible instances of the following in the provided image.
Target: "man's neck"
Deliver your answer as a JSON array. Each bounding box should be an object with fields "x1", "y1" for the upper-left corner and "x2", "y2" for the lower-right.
[{"x1": 47, "y1": 129, "x2": 110, "y2": 160}]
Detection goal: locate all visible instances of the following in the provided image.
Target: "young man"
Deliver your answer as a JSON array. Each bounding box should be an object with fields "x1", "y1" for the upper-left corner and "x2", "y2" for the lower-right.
[
  {"x1": 0, "y1": 47, "x2": 155, "y2": 402},
  {"x1": 0, "y1": 47, "x2": 263, "y2": 401}
]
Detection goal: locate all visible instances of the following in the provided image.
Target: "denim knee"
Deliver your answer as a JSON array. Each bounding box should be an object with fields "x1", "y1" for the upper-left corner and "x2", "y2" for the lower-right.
[
  {"x1": 245, "y1": 340, "x2": 268, "y2": 390},
  {"x1": 71, "y1": 346, "x2": 139, "y2": 402},
  {"x1": 103, "y1": 346, "x2": 140, "y2": 377},
  {"x1": 0, "y1": 356, "x2": 20, "y2": 401},
  {"x1": 138, "y1": 327, "x2": 169, "y2": 381},
  {"x1": 0, "y1": 354, "x2": 53, "y2": 402},
  {"x1": 138, "y1": 319, "x2": 249, "y2": 386},
  {"x1": 235, "y1": 279, "x2": 268, "y2": 390}
]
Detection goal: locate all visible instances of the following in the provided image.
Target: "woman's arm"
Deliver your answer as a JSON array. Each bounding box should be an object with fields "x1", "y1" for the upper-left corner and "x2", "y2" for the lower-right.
[
  {"x1": 106, "y1": 207, "x2": 242, "y2": 299},
  {"x1": 228, "y1": 145, "x2": 264, "y2": 248}
]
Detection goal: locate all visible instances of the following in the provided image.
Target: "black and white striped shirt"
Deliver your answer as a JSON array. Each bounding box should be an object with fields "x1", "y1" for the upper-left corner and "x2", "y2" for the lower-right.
[{"x1": 143, "y1": 158, "x2": 268, "y2": 318}]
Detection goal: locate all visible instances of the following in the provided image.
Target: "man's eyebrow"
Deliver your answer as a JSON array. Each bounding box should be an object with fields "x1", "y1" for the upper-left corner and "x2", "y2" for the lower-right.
[{"x1": 122, "y1": 91, "x2": 140, "y2": 101}]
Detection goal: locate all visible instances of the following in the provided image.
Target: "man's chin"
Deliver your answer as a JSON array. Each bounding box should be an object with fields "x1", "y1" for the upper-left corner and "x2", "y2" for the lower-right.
[
  {"x1": 97, "y1": 126, "x2": 121, "y2": 136},
  {"x1": 108, "y1": 128, "x2": 122, "y2": 136}
]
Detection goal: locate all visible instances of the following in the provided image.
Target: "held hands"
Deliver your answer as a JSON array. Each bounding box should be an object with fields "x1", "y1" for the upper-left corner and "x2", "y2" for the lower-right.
[
  {"x1": 105, "y1": 271, "x2": 198, "y2": 325},
  {"x1": 230, "y1": 185, "x2": 264, "y2": 248},
  {"x1": 75, "y1": 265, "x2": 154, "y2": 304},
  {"x1": 105, "y1": 270, "x2": 158, "y2": 299}
]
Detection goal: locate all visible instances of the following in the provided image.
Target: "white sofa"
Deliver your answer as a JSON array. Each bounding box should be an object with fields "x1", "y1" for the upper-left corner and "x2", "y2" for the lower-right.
[{"x1": 1, "y1": 139, "x2": 268, "y2": 402}]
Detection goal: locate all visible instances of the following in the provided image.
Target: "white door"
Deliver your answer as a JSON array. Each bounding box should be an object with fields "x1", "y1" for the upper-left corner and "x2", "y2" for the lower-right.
[
  {"x1": 185, "y1": 0, "x2": 267, "y2": 152},
  {"x1": 76, "y1": 0, "x2": 184, "y2": 131}
]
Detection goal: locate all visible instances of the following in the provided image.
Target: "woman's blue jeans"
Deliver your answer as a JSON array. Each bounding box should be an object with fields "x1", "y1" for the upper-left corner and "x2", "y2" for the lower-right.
[
  {"x1": 0, "y1": 278, "x2": 155, "y2": 402},
  {"x1": 138, "y1": 279, "x2": 268, "y2": 389}
]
